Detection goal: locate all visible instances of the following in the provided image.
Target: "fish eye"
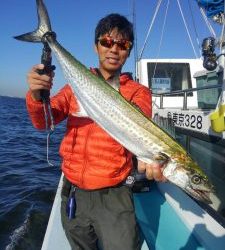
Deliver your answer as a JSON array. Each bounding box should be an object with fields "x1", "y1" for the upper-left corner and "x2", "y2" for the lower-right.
[{"x1": 191, "y1": 175, "x2": 202, "y2": 185}]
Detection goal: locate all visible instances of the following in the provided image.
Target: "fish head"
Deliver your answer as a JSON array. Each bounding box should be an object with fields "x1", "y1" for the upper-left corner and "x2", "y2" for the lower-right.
[
  {"x1": 163, "y1": 160, "x2": 214, "y2": 204},
  {"x1": 185, "y1": 166, "x2": 214, "y2": 204}
]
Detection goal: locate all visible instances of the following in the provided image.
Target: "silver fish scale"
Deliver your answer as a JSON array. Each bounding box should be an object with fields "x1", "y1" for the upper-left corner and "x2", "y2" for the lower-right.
[{"x1": 49, "y1": 40, "x2": 169, "y2": 163}]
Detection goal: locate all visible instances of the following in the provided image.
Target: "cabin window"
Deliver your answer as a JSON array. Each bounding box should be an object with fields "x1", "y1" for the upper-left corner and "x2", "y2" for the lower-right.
[{"x1": 147, "y1": 63, "x2": 193, "y2": 96}]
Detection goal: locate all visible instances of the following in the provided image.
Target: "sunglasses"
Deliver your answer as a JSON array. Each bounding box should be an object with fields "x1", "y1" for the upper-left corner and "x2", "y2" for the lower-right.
[{"x1": 98, "y1": 36, "x2": 132, "y2": 51}]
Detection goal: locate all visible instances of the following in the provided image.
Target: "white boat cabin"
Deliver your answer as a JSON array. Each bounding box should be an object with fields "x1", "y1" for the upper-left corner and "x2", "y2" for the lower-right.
[{"x1": 137, "y1": 58, "x2": 205, "y2": 109}]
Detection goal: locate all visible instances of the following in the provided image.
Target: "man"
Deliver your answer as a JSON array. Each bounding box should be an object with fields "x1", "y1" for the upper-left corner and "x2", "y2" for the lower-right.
[{"x1": 26, "y1": 13, "x2": 165, "y2": 250}]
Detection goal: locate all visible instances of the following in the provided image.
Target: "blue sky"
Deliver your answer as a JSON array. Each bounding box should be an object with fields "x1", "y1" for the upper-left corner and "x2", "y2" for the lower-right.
[{"x1": 0, "y1": 0, "x2": 221, "y2": 97}]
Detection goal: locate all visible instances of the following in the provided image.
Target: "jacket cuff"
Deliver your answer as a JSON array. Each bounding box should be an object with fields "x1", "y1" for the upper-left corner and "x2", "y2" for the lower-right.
[{"x1": 26, "y1": 91, "x2": 43, "y2": 111}]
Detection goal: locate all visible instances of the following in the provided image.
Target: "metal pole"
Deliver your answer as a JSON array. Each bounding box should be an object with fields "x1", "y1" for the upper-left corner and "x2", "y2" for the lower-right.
[
  {"x1": 132, "y1": 0, "x2": 139, "y2": 81},
  {"x1": 183, "y1": 92, "x2": 188, "y2": 110},
  {"x1": 160, "y1": 94, "x2": 163, "y2": 109},
  {"x1": 186, "y1": 135, "x2": 191, "y2": 153}
]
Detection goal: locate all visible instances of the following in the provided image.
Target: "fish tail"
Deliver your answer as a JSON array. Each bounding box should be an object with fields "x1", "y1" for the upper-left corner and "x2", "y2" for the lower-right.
[{"x1": 14, "y1": 0, "x2": 54, "y2": 43}]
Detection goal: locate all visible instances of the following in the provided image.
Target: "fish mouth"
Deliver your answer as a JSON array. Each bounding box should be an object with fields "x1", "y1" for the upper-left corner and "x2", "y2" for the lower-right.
[{"x1": 187, "y1": 188, "x2": 212, "y2": 204}]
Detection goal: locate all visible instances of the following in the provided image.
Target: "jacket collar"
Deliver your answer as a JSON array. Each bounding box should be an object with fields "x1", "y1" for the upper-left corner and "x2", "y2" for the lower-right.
[{"x1": 90, "y1": 68, "x2": 133, "y2": 87}]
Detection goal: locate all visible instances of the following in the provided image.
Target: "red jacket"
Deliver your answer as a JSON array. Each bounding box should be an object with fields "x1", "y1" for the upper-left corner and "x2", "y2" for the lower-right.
[{"x1": 26, "y1": 72, "x2": 152, "y2": 189}]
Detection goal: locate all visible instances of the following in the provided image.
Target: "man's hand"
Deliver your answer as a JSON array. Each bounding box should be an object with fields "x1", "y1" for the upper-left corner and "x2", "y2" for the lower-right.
[
  {"x1": 137, "y1": 160, "x2": 167, "y2": 182},
  {"x1": 27, "y1": 64, "x2": 54, "y2": 101}
]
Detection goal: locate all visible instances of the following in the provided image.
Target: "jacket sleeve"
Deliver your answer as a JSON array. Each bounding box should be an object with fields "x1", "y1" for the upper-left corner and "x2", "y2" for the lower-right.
[
  {"x1": 131, "y1": 86, "x2": 152, "y2": 118},
  {"x1": 26, "y1": 84, "x2": 75, "y2": 129}
]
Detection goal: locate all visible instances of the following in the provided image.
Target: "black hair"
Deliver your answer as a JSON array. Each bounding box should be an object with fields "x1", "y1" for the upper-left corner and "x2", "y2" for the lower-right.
[{"x1": 95, "y1": 13, "x2": 134, "y2": 51}]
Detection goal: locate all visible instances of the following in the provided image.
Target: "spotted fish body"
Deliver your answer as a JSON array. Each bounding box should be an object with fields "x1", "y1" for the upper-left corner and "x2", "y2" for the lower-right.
[{"x1": 15, "y1": 0, "x2": 214, "y2": 203}]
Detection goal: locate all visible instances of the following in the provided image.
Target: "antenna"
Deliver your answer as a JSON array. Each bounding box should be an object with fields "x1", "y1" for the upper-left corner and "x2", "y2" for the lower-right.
[{"x1": 132, "y1": 0, "x2": 138, "y2": 81}]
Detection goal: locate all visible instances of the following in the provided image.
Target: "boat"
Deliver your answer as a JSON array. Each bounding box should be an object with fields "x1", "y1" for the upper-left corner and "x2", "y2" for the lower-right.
[
  {"x1": 41, "y1": 61, "x2": 225, "y2": 249},
  {"x1": 41, "y1": 0, "x2": 225, "y2": 249}
]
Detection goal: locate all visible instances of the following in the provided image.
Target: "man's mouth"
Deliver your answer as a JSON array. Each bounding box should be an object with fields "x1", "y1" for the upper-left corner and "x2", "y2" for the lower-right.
[{"x1": 106, "y1": 57, "x2": 119, "y2": 64}]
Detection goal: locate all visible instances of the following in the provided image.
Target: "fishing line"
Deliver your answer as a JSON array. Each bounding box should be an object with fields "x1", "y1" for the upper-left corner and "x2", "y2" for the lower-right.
[
  {"x1": 46, "y1": 129, "x2": 54, "y2": 167},
  {"x1": 47, "y1": 102, "x2": 55, "y2": 167},
  {"x1": 42, "y1": 99, "x2": 55, "y2": 167},
  {"x1": 38, "y1": 43, "x2": 56, "y2": 167}
]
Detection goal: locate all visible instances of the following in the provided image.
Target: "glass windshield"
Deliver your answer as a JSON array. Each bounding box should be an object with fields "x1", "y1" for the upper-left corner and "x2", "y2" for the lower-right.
[{"x1": 147, "y1": 62, "x2": 192, "y2": 95}]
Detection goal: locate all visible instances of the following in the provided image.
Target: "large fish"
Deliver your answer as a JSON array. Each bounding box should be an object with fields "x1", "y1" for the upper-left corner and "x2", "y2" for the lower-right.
[{"x1": 15, "y1": 0, "x2": 214, "y2": 203}]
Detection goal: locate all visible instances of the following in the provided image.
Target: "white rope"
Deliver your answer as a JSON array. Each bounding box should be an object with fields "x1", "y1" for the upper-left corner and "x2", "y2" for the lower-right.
[
  {"x1": 176, "y1": 0, "x2": 198, "y2": 58},
  {"x1": 219, "y1": 14, "x2": 225, "y2": 53},
  {"x1": 199, "y1": 7, "x2": 217, "y2": 38},
  {"x1": 188, "y1": 0, "x2": 202, "y2": 57},
  {"x1": 138, "y1": 0, "x2": 163, "y2": 60},
  {"x1": 153, "y1": 0, "x2": 170, "y2": 78}
]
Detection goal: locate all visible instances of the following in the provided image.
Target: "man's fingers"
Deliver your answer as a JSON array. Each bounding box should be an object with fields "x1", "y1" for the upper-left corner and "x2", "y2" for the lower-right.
[
  {"x1": 146, "y1": 162, "x2": 167, "y2": 182},
  {"x1": 32, "y1": 64, "x2": 44, "y2": 72},
  {"x1": 145, "y1": 166, "x2": 154, "y2": 180},
  {"x1": 151, "y1": 163, "x2": 163, "y2": 181},
  {"x1": 137, "y1": 161, "x2": 147, "y2": 173},
  {"x1": 137, "y1": 160, "x2": 167, "y2": 182},
  {"x1": 28, "y1": 70, "x2": 53, "y2": 82},
  {"x1": 30, "y1": 79, "x2": 53, "y2": 91}
]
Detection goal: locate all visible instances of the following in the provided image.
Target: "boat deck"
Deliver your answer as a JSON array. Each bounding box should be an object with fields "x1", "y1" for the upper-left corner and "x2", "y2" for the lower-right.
[
  {"x1": 41, "y1": 176, "x2": 225, "y2": 250},
  {"x1": 134, "y1": 184, "x2": 203, "y2": 249}
]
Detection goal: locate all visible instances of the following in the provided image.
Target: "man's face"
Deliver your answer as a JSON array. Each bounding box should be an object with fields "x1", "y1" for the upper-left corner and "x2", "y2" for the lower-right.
[{"x1": 95, "y1": 28, "x2": 131, "y2": 79}]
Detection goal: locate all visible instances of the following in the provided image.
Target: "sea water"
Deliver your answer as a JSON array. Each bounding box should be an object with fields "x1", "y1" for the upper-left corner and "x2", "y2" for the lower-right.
[{"x1": 0, "y1": 96, "x2": 64, "y2": 250}]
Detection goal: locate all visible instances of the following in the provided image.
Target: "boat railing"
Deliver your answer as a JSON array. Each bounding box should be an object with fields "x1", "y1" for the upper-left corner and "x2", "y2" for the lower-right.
[{"x1": 153, "y1": 84, "x2": 222, "y2": 110}]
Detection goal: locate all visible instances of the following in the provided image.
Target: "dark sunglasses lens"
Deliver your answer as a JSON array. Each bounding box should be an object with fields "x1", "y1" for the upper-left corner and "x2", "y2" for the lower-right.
[
  {"x1": 117, "y1": 41, "x2": 128, "y2": 50},
  {"x1": 99, "y1": 38, "x2": 113, "y2": 48},
  {"x1": 99, "y1": 38, "x2": 131, "y2": 50}
]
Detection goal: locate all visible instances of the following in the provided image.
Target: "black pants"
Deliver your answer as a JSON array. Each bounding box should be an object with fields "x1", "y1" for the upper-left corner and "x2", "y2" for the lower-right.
[{"x1": 61, "y1": 177, "x2": 141, "y2": 250}]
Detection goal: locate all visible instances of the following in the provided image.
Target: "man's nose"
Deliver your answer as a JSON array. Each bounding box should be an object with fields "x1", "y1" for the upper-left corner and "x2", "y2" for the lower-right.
[{"x1": 110, "y1": 43, "x2": 120, "y2": 52}]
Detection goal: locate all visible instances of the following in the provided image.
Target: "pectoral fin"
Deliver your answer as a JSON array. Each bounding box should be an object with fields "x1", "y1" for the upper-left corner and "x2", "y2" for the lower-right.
[{"x1": 153, "y1": 152, "x2": 170, "y2": 164}]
